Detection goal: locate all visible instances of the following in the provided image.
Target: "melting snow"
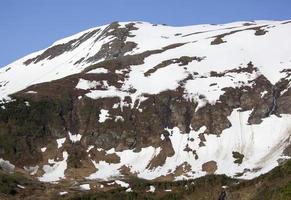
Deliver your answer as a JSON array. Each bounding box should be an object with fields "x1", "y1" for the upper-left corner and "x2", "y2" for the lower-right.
[
  {"x1": 56, "y1": 137, "x2": 66, "y2": 148},
  {"x1": 87, "y1": 145, "x2": 94, "y2": 152},
  {"x1": 17, "y1": 185, "x2": 25, "y2": 189},
  {"x1": 0, "y1": 21, "x2": 291, "y2": 105},
  {"x1": 115, "y1": 180, "x2": 129, "y2": 188},
  {"x1": 26, "y1": 90, "x2": 37, "y2": 94},
  {"x1": 76, "y1": 79, "x2": 100, "y2": 90},
  {"x1": 59, "y1": 191, "x2": 68, "y2": 195},
  {"x1": 87, "y1": 109, "x2": 291, "y2": 181},
  {"x1": 0, "y1": 159, "x2": 15, "y2": 173},
  {"x1": 87, "y1": 146, "x2": 161, "y2": 180},
  {"x1": 68, "y1": 131, "x2": 82, "y2": 143},
  {"x1": 99, "y1": 109, "x2": 110, "y2": 123},
  {"x1": 39, "y1": 151, "x2": 68, "y2": 182},
  {"x1": 79, "y1": 184, "x2": 91, "y2": 190},
  {"x1": 261, "y1": 90, "x2": 268, "y2": 98},
  {"x1": 148, "y1": 185, "x2": 156, "y2": 192},
  {"x1": 114, "y1": 116, "x2": 124, "y2": 122},
  {"x1": 86, "y1": 68, "x2": 108, "y2": 74},
  {"x1": 41, "y1": 147, "x2": 47, "y2": 152}
]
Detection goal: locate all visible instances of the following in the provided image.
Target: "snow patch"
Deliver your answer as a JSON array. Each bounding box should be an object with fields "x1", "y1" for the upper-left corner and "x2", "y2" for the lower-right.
[
  {"x1": 59, "y1": 191, "x2": 68, "y2": 196},
  {"x1": 99, "y1": 109, "x2": 110, "y2": 123},
  {"x1": 261, "y1": 90, "x2": 268, "y2": 98},
  {"x1": 56, "y1": 137, "x2": 66, "y2": 149},
  {"x1": 87, "y1": 68, "x2": 108, "y2": 74},
  {"x1": 0, "y1": 159, "x2": 15, "y2": 173},
  {"x1": 68, "y1": 131, "x2": 82, "y2": 143},
  {"x1": 39, "y1": 151, "x2": 68, "y2": 182},
  {"x1": 115, "y1": 180, "x2": 129, "y2": 188},
  {"x1": 76, "y1": 79, "x2": 100, "y2": 90},
  {"x1": 79, "y1": 184, "x2": 90, "y2": 190},
  {"x1": 147, "y1": 185, "x2": 156, "y2": 192}
]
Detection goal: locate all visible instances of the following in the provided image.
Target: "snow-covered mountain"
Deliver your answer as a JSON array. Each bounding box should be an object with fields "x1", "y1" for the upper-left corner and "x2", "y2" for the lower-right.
[{"x1": 1, "y1": 20, "x2": 291, "y2": 187}]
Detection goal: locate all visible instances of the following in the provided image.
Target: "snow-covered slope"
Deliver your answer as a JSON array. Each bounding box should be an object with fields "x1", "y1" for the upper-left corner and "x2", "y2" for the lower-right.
[
  {"x1": 1, "y1": 20, "x2": 291, "y2": 185},
  {"x1": 1, "y1": 20, "x2": 291, "y2": 101}
]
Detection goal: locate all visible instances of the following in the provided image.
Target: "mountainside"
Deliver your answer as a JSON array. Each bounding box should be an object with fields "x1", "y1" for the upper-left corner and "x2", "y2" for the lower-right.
[{"x1": 1, "y1": 20, "x2": 291, "y2": 199}]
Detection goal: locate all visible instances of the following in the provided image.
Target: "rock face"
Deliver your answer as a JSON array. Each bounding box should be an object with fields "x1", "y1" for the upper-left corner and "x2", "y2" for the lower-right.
[{"x1": 0, "y1": 20, "x2": 291, "y2": 184}]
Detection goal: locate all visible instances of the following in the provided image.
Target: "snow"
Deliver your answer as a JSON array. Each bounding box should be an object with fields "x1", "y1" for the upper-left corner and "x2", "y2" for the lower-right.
[
  {"x1": 17, "y1": 185, "x2": 25, "y2": 189},
  {"x1": 87, "y1": 109, "x2": 291, "y2": 181},
  {"x1": 0, "y1": 159, "x2": 15, "y2": 173},
  {"x1": 1, "y1": 20, "x2": 291, "y2": 182},
  {"x1": 147, "y1": 185, "x2": 156, "y2": 192},
  {"x1": 1, "y1": 21, "x2": 290, "y2": 110},
  {"x1": 26, "y1": 90, "x2": 37, "y2": 94},
  {"x1": 87, "y1": 146, "x2": 161, "y2": 180},
  {"x1": 157, "y1": 110, "x2": 291, "y2": 180},
  {"x1": 99, "y1": 109, "x2": 110, "y2": 123},
  {"x1": 86, "y1": 68, "x2": 108, "y2": 74},
  {"x1": 87, "y1": 145, "x2": 94, "y2": 152},
  {"x1": 184, "y1": 70, "x2": 259, "y2": 109},
  {"x1": 126, "y1": 188, "x2": 132, "y2": 192},
  {"x1": 261, "y1": 90, "x2": 268, "y2": 98},
  {"x1": 39, "y1": 151, "x2": 68, "y2": 182},
  {"x1": 76, "y1": 79, "x2": 100, "y2": 90},
  {"x1": 79, "y1": 184, "x2": 91, "y2": 190},
  {"x1": 59, "y1": 191, "x2": 68, "y2": 195},
  {"x1": 73, "y1": 21, "x2": 291, "y2": 110},
  {"x1": 68, "y1": 131, "x2": 82, "y2": 143},
  {"x1": 85, "y1": 87, "x2": 128, "y2": 102},
  {"x1": 115, "y1": 180, "x2": 129, "y2": 188},
  {"x1": 114, "y1": 116, "x2": 124, "y2": 122},
  {"x1": 56, "y1": 137, "x2": 66, "y2": 148},
  {"x1": 0, "y1": 24, "x2": 111, "y2": 100}
]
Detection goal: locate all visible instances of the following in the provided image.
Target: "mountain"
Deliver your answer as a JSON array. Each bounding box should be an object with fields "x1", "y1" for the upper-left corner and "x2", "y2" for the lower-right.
[{"x1": 0, "y1": 20, "x2": 291, "y2": 199}]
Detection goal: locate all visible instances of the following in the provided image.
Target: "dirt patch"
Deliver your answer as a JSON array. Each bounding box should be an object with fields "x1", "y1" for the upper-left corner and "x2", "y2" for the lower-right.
[
  {"x1": 173, "y1": 162, "x2": 192, "y2": 177},
  {"x1": 144, "y1": 56, "x2": 204, "y2": 77},
  {"x1": 210, "y1": 25, "x2": 268, "y2": 45},
  {"x1": 89, "y1": 149, "x2": 120, "y2": 164},
  {"x1": 146, "y1": 137, "x2": 175, "y2": 170},
  {"x1": 202, "y1": 161, "x2": 217, "y2": 174}
]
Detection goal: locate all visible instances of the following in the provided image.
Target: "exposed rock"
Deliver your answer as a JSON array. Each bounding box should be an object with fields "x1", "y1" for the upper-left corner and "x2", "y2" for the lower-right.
[{"x1": 202, "y1": 161, "x2": 217, "y2": 174}]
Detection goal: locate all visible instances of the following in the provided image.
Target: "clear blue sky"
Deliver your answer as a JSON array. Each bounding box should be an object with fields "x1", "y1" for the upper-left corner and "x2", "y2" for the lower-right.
[{"x1": 1, "y1": 0, "x2": 291, "y2": 67}]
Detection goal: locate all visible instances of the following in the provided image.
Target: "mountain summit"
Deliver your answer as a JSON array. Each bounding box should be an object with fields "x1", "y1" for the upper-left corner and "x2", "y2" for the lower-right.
[{"x1": 1, "y1": 20, "x2": 291, "y2": 199}]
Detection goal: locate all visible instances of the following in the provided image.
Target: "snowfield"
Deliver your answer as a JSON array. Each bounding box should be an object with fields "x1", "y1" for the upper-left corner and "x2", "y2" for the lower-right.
[{"x1": 86, "y1": 110, "x2": 291, "y2": 181}]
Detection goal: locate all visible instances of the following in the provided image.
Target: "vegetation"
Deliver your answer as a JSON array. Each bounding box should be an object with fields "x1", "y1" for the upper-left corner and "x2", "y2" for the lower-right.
[
  {"x1": 0, "y1": 171, "x2": 31, "y2": 196},
  {"x1": 232, "y1": 151, "x2": 244, "y2": 164},
  {"x1": 0, "y1": 97, "x2": 70, "y2": 164}
]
